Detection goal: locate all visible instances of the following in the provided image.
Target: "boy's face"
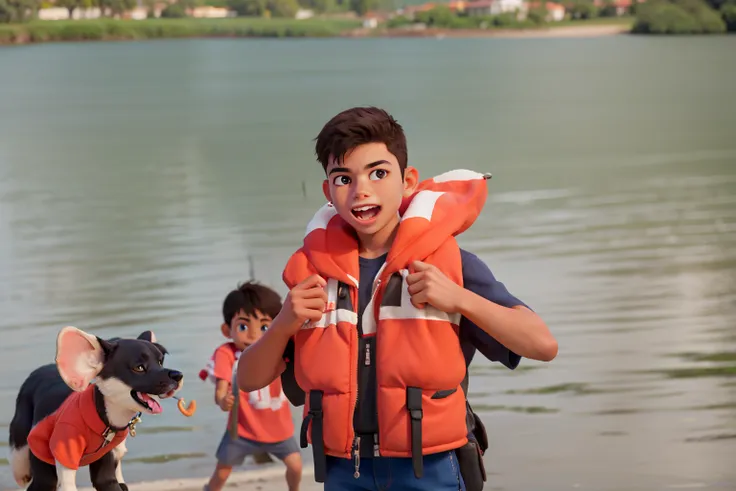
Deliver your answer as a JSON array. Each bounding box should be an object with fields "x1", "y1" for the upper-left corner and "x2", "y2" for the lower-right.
[
  {"x1": 323, "y1": 142, "x2": 418, "y2": 242},
  {"x1": 221, "y1": 309, "x2": 272, "y2": 351}
]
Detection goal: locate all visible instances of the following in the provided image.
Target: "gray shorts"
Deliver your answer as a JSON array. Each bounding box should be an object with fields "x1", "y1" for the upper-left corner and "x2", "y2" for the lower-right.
[{"x1": 215, "y1": 431, "x2": 300, "y2": 467}]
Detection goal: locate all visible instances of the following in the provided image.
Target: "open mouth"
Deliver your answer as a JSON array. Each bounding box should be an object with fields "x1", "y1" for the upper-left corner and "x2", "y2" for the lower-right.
[
  {"x1": 131, "y1": 391, "x2": 163, "y2": 415},
  {"x1": 351, "y1": 204, "x2": 381, "y2": 223}
]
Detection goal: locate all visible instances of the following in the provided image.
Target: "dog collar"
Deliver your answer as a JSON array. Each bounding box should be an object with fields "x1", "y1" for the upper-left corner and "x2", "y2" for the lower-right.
[{"x1": 101, "y1": 412, "x2": 143, "y2": 443}]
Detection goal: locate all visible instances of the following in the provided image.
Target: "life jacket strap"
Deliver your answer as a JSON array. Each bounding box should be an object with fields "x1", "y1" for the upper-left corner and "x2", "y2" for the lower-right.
[
  {"x1": 300, "y1": 390, "x2": 326, "y2": 482},
  {"x1": 406, "y1": 386, "x2": 424, "y2": 479}
]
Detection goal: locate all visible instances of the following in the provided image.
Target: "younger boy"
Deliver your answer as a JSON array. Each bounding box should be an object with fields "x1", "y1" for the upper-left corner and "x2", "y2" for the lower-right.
[
  {"x1": 200, "y1": 281, "x2": 302, "y2": 491},
  {"x1": 237, "y1": 107, "x2": 558, "y2": 490}
]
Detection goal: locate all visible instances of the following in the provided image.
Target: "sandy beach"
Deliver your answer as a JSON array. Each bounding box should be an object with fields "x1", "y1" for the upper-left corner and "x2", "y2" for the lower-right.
[{"x1": 26, "y1": 466, "x2": 321, "y2": 491}]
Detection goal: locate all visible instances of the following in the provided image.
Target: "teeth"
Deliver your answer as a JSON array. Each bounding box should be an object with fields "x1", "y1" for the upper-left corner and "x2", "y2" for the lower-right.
[{"x1": 353, "y1": 205, "x2": 376, "y2": 212}]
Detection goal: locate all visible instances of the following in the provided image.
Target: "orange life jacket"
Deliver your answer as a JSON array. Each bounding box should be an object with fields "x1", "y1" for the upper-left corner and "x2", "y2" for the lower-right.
[
  {"x1": 28, "y1": 385, "x2": 130, "y2": 470},
  {"x1": 282, "y1": 169, "x2": 490, "y2": 481}
]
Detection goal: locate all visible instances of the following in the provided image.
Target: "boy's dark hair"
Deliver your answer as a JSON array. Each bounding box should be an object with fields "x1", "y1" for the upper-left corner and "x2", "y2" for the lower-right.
[
  {"x1": 315, "y1": 106, "x2": 408, "y2": 175},
  {"x1": 222, "y1": 281, "x2": 282, "y2": 326}
]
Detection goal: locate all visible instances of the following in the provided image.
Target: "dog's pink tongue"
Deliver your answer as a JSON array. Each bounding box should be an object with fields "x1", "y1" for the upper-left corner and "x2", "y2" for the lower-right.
[{"x1": 138, "y1": 392, "x2": 162, "y2": 414}]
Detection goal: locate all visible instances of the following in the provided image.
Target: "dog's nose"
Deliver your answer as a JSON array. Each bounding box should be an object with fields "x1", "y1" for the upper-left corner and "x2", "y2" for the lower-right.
[{"x1": 168, "y1": 370, "x2": 183, "y2": 382}]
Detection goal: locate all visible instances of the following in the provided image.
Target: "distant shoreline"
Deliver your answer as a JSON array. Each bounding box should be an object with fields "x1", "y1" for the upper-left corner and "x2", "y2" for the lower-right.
[
  {"x1": 354, "y1": 23, "x2": 633, "y2": 38},
  {"x1": 0, "y1": 18, "x2": 633, "y2": 46}
]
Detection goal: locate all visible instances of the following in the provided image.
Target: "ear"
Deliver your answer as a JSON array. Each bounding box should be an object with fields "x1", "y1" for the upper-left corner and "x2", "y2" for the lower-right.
[
  {"x1": 402, "y1": 166, "x2": 419, "y2": 198},
  {"x1": 55, "y1": 327, "x2": 107, "y2": 392},
  {"x1": 153, "y1": 343, "x2": 169, "y2": 356},
  {"x1": 137, "y1": 330, "x2": 156, "y2": 343},
  {"x1": 322, "y1": 180, "x2": 331, "y2": 203},
  {"x1": 221, "y1": 323, "x2": 231, "y2": 339}
]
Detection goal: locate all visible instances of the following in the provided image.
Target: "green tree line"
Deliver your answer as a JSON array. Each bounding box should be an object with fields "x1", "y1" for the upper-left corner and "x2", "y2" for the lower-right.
[
  {"x1": 633, "y1": 0, "x2": 736, "y2": 33},
  {"x1": 1, "y1": 0, "x2": 394, "y2": 22}
]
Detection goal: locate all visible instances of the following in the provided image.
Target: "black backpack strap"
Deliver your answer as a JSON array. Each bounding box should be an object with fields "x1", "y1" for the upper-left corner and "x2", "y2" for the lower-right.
[
  {"x1": 281, "y1": 338, "x2": 305, "y2": 407},
  {"x1": 300, "y1": 390, "x2": 326, "y2": 482},
  {"x1": 406, "y1": 386, "x2": 424, "y2": 479}
]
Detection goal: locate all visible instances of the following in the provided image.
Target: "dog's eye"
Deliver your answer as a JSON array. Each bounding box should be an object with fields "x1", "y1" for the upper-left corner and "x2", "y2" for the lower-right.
[
  {"x1": 261, "y1": 325, "x2": 268, "y2": 332},
  {"x1": 238, "y1": 324, "x2": 248, "y2": 332},
  {"x1": 132, "y1": 365, "x2": 146, "y2": 373}
]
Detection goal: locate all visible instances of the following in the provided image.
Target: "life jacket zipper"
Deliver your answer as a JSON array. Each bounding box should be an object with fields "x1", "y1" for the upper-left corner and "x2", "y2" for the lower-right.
[
  {"x1": 352, "y1": 435, "x2": 361, "y2": 478},
  {"x1": 351, "y1": 276, "x2": 382, "y2": 478}
]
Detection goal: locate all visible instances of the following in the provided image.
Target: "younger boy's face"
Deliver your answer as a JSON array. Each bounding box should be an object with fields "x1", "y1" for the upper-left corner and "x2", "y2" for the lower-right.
[
  {"x1": 323, "y1": 142, "x2": 418, "y2": 242},
  {"x1": 222, "y1": 309, "x2": 272, "y2": 351}
]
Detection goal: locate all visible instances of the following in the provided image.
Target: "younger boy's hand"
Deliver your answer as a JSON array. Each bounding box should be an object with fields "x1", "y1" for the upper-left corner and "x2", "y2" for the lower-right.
[
  {"x1": 278, "y1": 275, "x2": 328, "y2": 335},
  {"x1": 219, "y1": 393, "x2": 235, "y2": 412},
  {"x1": 406, "y1": 261, "x2": 464, "y2": 313}
]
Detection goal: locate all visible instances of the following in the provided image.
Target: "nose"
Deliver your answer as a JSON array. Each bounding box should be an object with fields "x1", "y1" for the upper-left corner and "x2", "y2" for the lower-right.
[
  {"x1": 353, "y1": 177, "x2": 371, "y2": 199},
  {"x1": 168, "y1": 370, "x2": 183, "y2": 382}
]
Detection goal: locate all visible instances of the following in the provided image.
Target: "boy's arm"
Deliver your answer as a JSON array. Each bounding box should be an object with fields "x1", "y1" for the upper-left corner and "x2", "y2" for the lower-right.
[
  {"x1": 407, "y1": 257, "x2": 558, "y2": 362},
  {"x1": 459, "y1": 297, "x2": 557, "y2": 362},
  {"x1": 237, "y1": 274, "x2": 327, "y2": 392},
  {"x1": 237, "y1": 324, "x2": 291, "y2": 392},
  {"x1": 214, "y1": 379, "x2": 234, "y2": 411}
]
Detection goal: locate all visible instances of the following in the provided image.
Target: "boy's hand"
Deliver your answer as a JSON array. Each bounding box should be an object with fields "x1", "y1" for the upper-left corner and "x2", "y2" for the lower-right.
[
  {"x1": 277, "y1": 275, "x2": 328, "y2": 335},
  {"x1": 219, "y1": 393, "x2": 235, "y2": 412},
  {"x1": 406, "y1": 261, "x2": 464, "y2": 313}
]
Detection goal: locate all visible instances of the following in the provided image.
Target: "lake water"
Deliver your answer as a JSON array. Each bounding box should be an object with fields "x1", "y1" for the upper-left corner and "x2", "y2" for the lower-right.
[{"x1": 1, "y1": 35, "x2": 735, "y2": 491}]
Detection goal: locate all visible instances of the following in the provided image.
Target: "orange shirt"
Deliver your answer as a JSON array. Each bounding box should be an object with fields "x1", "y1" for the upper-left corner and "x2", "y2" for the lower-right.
[
  {"x1": 210, "y1": 342, "x2": 294, "y2": 443},
  {"x1": 27, "y1": 385, "x2": 128, "y2": 470}
]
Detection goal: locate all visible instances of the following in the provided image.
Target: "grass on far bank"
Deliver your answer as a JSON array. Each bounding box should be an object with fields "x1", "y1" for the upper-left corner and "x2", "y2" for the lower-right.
[
  {"x1": 548, "y1": 15, "x2": 635, "y2": 27},
  {"x1": 0, "y1": 17, "x2": 363, "y2": 44}
]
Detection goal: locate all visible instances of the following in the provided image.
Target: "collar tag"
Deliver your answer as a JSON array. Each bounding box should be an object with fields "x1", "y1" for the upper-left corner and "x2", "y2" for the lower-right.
[
  {"x1": 103, "y1": 428, "x2": 115, "y2": 443},
  {"x1": 129, "y1": 413, "x2": 143, "y2": 437}
]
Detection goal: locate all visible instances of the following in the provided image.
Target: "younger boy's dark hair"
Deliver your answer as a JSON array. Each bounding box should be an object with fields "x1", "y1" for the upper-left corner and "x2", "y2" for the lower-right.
[
  {"x1": 315, "y1": 106, "x2": 408, "y2": 175},
  {"x1": 222, "y1": 281, "x2": 282, "y2": 326}
]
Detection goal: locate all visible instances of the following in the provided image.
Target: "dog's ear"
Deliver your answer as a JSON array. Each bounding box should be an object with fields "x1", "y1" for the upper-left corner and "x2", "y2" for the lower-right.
[
  {"x1": 137, "y1": 330, "x2": 156, "y2": 343},
  {"x1": 153, "y1": 343, "x2": 169, "y2": 356},
  {"x1": 137, "y1": 330, "x2": 168, "y2": 357},
  {"x1": 56, "y1": 326, "x2": 108, "y2": 392}
]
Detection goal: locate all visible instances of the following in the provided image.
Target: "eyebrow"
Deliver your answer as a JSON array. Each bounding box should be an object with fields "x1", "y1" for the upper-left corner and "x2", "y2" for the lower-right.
[{"x1": 327, "y1": 160, "x2": 390, "y2": 176}]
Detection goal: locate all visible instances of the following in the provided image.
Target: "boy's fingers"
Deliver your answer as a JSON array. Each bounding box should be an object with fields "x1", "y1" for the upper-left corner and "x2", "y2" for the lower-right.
[
  {"x1": 301, "y1": 287, "x2": 328, "y2": 300},
  {"x1": 410, "y1": 297, "x2": 426, "y2": 309},
  {"x1": 410, "y1": 290, "x2": 428, "y2": 309},
  {"x1": 303, "y1": 298, "x2": 327, "y2": 311},
  {"x1": 407, "y1": 279, "x2": 427, "y2": 295},
  {"x1": 406, "y1": 271, "x2": 424, "y2": 285},
  {"x1": 300, "y1": 275, "x2": 326, "y2": 289},
  {"x1": 411, "y1": 260, "x2": 432, "y2": 273}
]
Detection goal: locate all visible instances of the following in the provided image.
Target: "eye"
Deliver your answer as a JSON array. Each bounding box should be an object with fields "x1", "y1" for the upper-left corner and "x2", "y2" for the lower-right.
[
  {"x1": 332, "y1": 175, "x2": 350, "y2": 187},
  {"x1": 238, "y1": 324, "x2": 248, "y2": 332},
  {"x1": 132, "y1": 364, "x2": 146, "y2": 373},
  {"x1": 369, "y1": 169, "x2": 387, "y2": 181},
  {"x1": 261, "y1": 324, "x2": 268, "y2": 332}
]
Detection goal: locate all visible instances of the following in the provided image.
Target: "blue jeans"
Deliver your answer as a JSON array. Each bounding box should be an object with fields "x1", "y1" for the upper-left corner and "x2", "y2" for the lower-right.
[{"x1": 324, "y1": 451, "x2": 466, "y2": 491}]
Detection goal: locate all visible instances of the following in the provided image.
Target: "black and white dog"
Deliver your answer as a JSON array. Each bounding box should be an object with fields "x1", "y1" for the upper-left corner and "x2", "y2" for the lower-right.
[{"x1": 8, "y1": 326, "x2": 184, "y2": 491}]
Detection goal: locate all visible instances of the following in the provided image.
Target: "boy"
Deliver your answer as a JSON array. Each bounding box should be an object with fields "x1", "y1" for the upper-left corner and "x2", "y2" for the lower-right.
[
  {"x1": 199, "y1": 281, "x2": 302, "y2": 491},
  {"x1": 237, "y1": 107, "x2": 558, "y2": 490}
]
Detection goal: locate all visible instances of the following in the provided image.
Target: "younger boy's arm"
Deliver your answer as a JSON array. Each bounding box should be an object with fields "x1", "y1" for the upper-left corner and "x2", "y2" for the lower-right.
[
  {"x1": 215, "y1": 379, "x2": 234, "y2": 412},
  {"x1": 407, "y1": 260, "x2": 558, "y2": 362},
  {"x1": 237, "y1": 275, "x2": 327, "y2": 392}
]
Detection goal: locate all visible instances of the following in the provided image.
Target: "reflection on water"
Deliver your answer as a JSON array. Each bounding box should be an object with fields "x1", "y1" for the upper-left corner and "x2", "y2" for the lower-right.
[{"x1": 1, "y1": 36, "x2": 735, "y2": 490}]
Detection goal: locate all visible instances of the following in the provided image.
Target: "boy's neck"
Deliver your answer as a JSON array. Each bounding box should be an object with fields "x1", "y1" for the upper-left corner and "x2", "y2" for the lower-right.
[{"x1": 357, "y1": 213, "x2": 399, "y2": 260}]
